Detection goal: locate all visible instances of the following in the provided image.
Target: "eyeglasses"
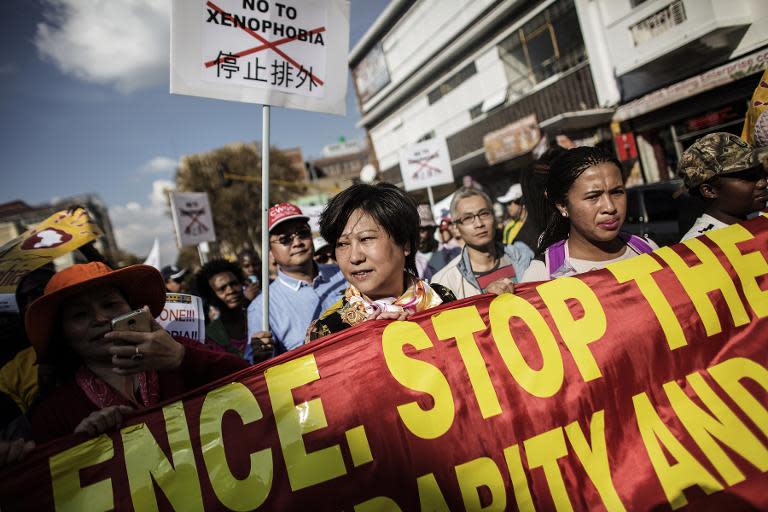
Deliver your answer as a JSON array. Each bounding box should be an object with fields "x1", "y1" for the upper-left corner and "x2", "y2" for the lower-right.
[
  {"x1": 270, "y1": 227, "x2": 312, "y2": 246},
  {"x1": 455, "y1": 209, "x2": 493, "y2": 225}
]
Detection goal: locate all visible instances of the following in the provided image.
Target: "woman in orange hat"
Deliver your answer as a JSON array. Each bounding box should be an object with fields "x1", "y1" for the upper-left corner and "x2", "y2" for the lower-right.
[{"x1": 26, "y1": 262, "x2": 248, "y2": 443}]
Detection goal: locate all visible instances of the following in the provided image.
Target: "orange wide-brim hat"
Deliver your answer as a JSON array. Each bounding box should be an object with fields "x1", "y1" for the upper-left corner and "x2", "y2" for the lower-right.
[{"x1": 25, "y1": 262, "x2": 166, "y2": 358}]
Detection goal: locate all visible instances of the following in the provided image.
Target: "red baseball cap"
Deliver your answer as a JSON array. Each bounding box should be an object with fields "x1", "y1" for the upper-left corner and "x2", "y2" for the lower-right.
[{"x1": 268, "y1": 203, "x2": 309, "y2": 232}]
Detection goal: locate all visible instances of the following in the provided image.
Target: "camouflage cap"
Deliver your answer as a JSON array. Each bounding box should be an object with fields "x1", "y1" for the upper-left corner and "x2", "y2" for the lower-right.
[{"x1": 678, "y1": 132, "x2": 767, "y2": 189}]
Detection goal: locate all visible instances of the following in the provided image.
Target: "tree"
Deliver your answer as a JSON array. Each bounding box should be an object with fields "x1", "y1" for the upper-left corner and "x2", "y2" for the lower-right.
[{"x1": 174, "y1": 142, "x2": 306, "y2": 259}]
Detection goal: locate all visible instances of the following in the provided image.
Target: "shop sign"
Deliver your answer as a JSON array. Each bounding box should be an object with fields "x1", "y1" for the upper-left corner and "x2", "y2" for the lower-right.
[
  {"x1": 483, "y1": 114, "x2": 541, "y2": 165},
  {"x1": 614, "y1": 47, "x2": 768, "y2": 122}
]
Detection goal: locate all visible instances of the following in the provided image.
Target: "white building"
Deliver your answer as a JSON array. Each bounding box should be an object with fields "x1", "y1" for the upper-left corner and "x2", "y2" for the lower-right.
[
  {"x1": 350, "y1": 0, "x2": 768, "y2": 192},
  {"x1": 578, "y1": 0, "x2": 768, "y2": 182},
  {"x1": 349, "y1": 0, "x2": 611, "y2": 198}
]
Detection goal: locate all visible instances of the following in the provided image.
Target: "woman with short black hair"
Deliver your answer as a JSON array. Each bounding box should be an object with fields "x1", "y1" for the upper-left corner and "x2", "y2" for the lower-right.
[{"x1": 306, "y1": 183, "x2": 455, "y2": 340}]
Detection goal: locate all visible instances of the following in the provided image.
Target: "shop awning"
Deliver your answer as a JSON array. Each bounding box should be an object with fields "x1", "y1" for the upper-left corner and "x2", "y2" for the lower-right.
[
  {"x1": 539, "y1": 108, "x2": 615, "y2": 132},
  {"x1": 613, "y1": 47, "x2": 768, "y2": 123}
]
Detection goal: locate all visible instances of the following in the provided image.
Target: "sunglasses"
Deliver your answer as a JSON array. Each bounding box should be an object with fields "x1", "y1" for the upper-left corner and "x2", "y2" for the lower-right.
[{"x1": 270, "y1": 226, "x2": 312, "y2": 246}]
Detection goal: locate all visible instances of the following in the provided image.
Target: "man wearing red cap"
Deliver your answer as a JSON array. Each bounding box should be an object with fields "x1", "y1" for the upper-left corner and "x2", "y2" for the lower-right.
[{"x1": 246, "y1": 203, "x2": 346, "y2": 360}]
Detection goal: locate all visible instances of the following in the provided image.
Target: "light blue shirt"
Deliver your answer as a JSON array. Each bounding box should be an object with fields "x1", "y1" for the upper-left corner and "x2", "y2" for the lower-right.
[{"x1": 245, "y1": 263, "x2": 347, "y2": 361}]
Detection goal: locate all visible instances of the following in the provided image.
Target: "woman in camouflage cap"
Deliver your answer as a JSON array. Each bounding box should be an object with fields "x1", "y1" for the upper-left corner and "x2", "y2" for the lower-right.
[{"x1": 678, "y1": 132, "x2": 768, "y2": 241}]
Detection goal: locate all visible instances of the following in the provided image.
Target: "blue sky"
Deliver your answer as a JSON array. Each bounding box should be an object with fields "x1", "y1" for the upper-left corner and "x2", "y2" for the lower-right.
[{"x1": 0, "y1": 0, "x2": 389, "y2": 263}]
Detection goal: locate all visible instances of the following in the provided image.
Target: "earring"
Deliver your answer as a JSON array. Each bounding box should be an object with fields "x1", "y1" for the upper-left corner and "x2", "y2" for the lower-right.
[{"x1": 561, "y1": 210, "x2": 568, "y2": 218}]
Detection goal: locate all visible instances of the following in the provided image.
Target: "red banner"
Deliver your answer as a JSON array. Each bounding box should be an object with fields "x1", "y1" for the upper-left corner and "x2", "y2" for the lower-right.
[{"x1": 2, "y1": 216, "x2": 768, "y2": 511}]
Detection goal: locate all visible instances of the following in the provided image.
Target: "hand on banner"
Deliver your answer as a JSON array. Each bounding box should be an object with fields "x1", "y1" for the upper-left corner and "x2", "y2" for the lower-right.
[
  {"x1": 0, "y1": 439, "x2": 34, "y2": 468},
  {"x1": 251, "y1": 331, "x2": 274, "y2": 363},
  {"x1": 74, "y1": 406, "x2": 133, "y2": 438},
  {"x1": 106, "y1": 319, "x2": 186, "y2": 375},
  {"x1": 485, "y1": 278, "x2": 515, "y2": 296}
]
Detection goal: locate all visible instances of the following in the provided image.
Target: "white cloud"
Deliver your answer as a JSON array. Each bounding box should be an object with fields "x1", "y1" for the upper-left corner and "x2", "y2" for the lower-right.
[
  {"x1": 140, "y1": 156, "x2": 178, "y2": 174},
  {"x1": 110, "y1": 179, "x2": 177, "y2": 265},
  {"x1": 34, "y1": 0, "x2": 170, "y2": 93}
]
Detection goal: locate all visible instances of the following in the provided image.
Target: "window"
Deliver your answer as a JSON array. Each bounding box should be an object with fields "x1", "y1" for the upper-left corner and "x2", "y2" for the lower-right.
[
  {"x1": 469, "y1": 103, "x2": 483, "y2": 120},
  {"x1": 498, "y1": 0, "x2": 586, "y2": 84},
  {"x1": 417, "y1": 131, "x2": 435, "y2": 142},
  {"x1": 427, "y1": 62, "x2": 477, "y2": 105}
]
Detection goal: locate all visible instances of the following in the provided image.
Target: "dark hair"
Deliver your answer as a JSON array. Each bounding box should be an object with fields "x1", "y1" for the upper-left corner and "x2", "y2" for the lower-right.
[
  {"x1": 320, "y1": 183, "x2": 419, "y2": 275},
  {"x1": 521, "y1": 145, "x2": 568, "y2": 236},
  {"x1": 195, "y1": 259, "x2": 244, "y2": 309},
  {"x1": 237, "y1": 248, "x2": 259, "y2": 262},
  {"x1": 536, "y1": 146, "x2": 623, "y2": 253}
]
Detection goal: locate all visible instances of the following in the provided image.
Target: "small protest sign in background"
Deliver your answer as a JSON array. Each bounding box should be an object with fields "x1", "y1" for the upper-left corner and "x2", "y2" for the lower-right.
[
  {"x1": 398, "y1": 138, "x2": 455, "y2": 192},
  {"x1": 169, "y1": 192, "x2": 217, "y2": 248},
  {"x1": 156, "y1": 293, "x2": 205, "y2": 342}
]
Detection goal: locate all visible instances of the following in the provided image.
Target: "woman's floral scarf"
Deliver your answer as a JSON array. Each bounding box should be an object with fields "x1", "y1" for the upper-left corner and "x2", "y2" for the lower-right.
[{"x1": 338, "y1": 276, "x2": 444, "y2": 327}]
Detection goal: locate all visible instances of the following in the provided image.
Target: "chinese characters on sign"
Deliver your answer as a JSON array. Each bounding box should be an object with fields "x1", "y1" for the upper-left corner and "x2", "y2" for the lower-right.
[
  {"x1": 212, "y1": 52, "x2": 319, "y2": 92},
  {"x1": 171, "y1": 0, "x2": 350, "y2": 114},
  {"x1": 203, "y1": 0, "x2": 326, "y2": 97}
]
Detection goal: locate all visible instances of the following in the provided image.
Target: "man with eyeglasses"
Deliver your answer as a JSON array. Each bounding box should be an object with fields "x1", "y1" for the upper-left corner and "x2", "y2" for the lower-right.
[
  {"x1": 245, "y1": 203, "x2": 346, "y2": 360},
  {"x1": 678, "y1": 132, "x2": 768, "y2": 242},
  {"x1": 432, "y1": 187, "x2": 533, "y2": 298}
]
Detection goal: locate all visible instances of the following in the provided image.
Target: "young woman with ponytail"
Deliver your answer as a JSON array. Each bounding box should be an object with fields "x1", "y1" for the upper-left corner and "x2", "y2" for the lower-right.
[{"x1": 520, "y1": 146, "x2": 657, "y2": 281}]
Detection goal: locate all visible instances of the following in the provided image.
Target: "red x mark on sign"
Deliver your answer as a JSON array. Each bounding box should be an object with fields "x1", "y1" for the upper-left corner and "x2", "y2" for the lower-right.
[
  {"x1": 204, "y1": 1, "x2": 325, "y2": 86},
  {"x1": 408, "y1": 153, "x2": 443, "y2": 177}
]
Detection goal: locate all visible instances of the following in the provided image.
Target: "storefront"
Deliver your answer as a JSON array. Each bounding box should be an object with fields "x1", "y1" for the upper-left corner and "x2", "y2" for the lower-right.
[{"x1": 612, "y1": 46, "x2": 768, "y2": 184}]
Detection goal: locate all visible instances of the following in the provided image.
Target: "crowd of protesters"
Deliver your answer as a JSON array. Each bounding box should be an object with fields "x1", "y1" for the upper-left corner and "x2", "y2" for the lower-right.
[{"x1": 0, "y1": 128, "x2": 764, "y2": 466}]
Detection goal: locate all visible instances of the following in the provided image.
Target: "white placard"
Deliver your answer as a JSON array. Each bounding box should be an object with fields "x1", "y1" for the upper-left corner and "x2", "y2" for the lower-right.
[
  {"x1": 169, "y1": 192, "x2": 217, "y2": 247},
  {"x1": 157, "y1": 293, "x2": 206, "y2": 342},
  {"x1": 0, "y1": 293, "x2": 18, "y2": 313},
  {"x1": 171, "y1": 0, "x2": 350, "y2": 116},
  {"x1": 399, "y1": 138, "x2": 455, "y2": 192}
]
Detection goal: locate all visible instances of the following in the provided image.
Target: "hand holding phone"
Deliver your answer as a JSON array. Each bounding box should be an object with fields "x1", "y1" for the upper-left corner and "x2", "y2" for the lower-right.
[{"x1": 111, "y1": 306, "x2": 152, "y2": 333}]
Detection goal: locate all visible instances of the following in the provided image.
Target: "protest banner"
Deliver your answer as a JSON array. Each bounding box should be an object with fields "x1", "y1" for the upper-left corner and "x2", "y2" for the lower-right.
[
  {"x1": 170, "y1": 0, "x2": 350, "y2": 116},
  {"x1": 169, "y1": 192, "x2": 217, "y2": 248},
  {"x1": 2, "y1": 215, "x2": 767, "y2": 511},
  {"x1": 0, "y1": 208, "x2": 102, "y2": 312},
  {"x1": 156, "y1": 293, "x2": 206, "y2": 343}
]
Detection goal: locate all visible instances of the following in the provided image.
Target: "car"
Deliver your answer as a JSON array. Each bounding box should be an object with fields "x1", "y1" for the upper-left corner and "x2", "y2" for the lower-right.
[{"x1": 622, "y1": 180, "x2": 702, "y2": 247}]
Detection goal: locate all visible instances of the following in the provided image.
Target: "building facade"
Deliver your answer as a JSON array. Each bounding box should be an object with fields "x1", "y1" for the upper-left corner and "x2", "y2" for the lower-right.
[
  {"x1": 578, "y1": 0, "x2": 768, "y2": 183},
  {"x1": 350, "y1": 0, "x2": 768, "y2": 196},
  {"x1": 349, "y1": 0, "x2": 611, "y2": 199}
]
